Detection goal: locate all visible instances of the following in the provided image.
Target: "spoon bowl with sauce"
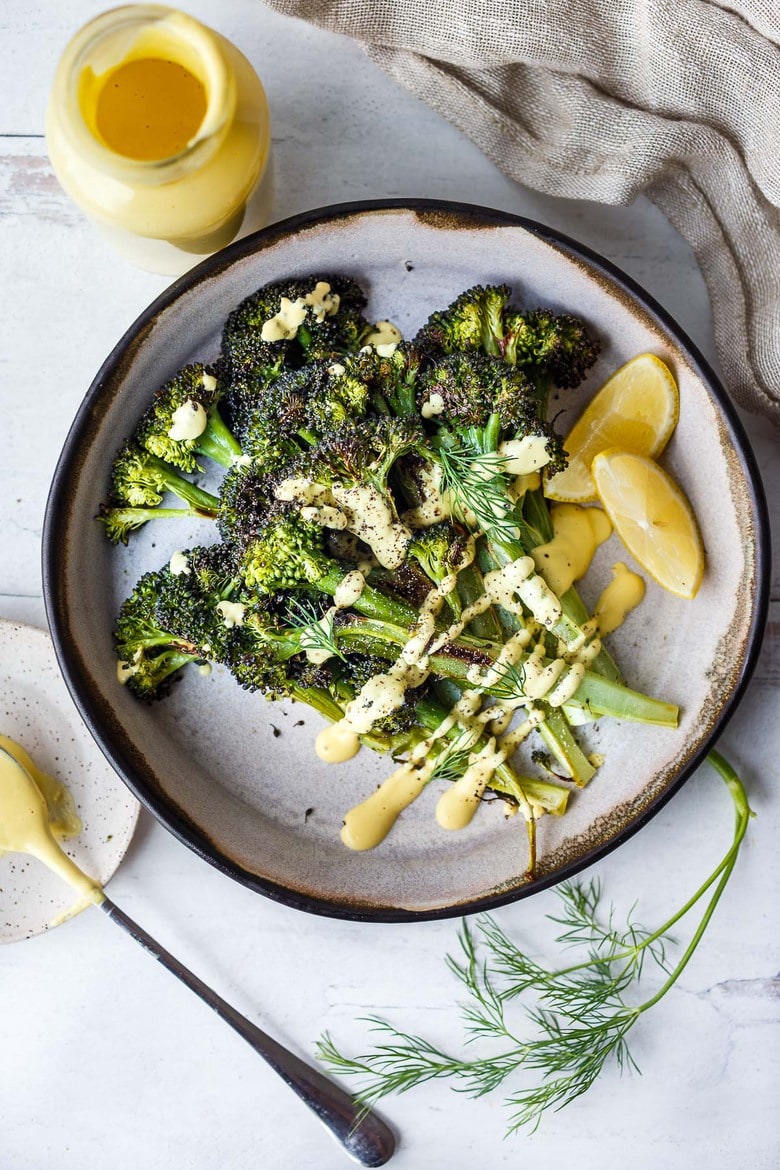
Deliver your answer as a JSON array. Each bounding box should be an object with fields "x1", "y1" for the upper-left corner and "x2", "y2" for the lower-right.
[{"x1": 0, "y1": 737, "x2": 394, "y2": 1167}]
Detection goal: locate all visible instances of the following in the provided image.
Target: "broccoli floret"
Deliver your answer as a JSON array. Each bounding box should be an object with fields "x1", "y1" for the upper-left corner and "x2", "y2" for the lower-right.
[
  {"x1": 502, "y1": 308, "x2": 601, "y2": 389},
  {"x1": 114, "y1": 569, "x2": 204, "y2": 701},
  {"x1": 239, "y1": 361, "x2": 370, "y2": 466},
  {"x1": 297, "y1": 416, "x2": 424, "y2": 498},
  {"x1": 98, "y1": 441, "x2": 220, "y2": 544},
  {"x1": 407, "y1": 522, "x2": 472, "y2": 618},
  {"x1": 107, "y1": 441, "x2": 221, "y2": 511},
  {"x1": 418, "y1": 351, "x2": 537, "y2": 433},
  {"x1": 304, "y1": 362, "x2": 371, "y2": 432},
  {"x1": 136, "y1": 363, "x2": 241, "y2": 472},
  {"x1": 152, "y1": 543, "x2": 247, "y2": 664},
  {"x1": 336, "y1": 344, "x2": 423, "y2": 418},
  {"x1": 337, "y1": 654, "x2": 420, "y2": 738},
  {"x1": 114, "y1": 545, "x2": 260, "y2": 698},
  {"x1": 417, "y1": 351, "x2": 566, "y2": 476},
  {"x1": 415, "y1": 284, "x2": 512, "y2": 358},
  {"x1": 239, "y1": 367, "x2": 316, "y2": 467},
  {"x1": 238, "y1": 512, "x2": 420, "y2": 631},
  {"x1": 216, "y1": 462, "x2": 282, "y2": 546},
  {"x1": 285, "y1": 416, "x2": 423, "y2": 570},
  {"x1": 221, "y1": 275, "x2": 370, "y2": 384},
  {"x1": 239, "y1": 512, "x2": 334, "y2": 596},
  {"x1": 98, "y1": 503, "x2": 215, "y2": 547}
]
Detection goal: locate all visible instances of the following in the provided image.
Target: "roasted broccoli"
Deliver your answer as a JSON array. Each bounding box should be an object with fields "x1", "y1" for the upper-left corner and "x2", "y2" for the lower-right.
[
  {"x1": 105, "y1": 273, "x2": 679, "y2": 873},
  {"x1": 136, "y1": 363, "x2": 242, "y2": 471},
  {"x1": 98, "y1": 440, "x2": 220, "y2": 545}
]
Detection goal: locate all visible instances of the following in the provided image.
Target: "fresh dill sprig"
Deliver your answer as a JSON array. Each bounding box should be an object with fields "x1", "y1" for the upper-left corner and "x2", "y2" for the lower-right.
[
  {"x1": 437, "y1": 443, "x2": 520, "y2": 544},
  {"x1": 480, "y1": 660, "x2": 528, "y2": 703},
  {"x1": 316, "y1": 751, "x2": 752, "y2": 1133},
  {"x1": 427, "y1": 729, "x2": 477, "y2": 785},
  {"x1": 286, "y1": 598, "x2": 345, "y2": 662}
]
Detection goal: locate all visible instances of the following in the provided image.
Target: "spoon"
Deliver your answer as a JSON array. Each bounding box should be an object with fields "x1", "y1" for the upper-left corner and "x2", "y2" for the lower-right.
[{"x1": 0, "y1": 743, "x2": 395, "y2": 1167}]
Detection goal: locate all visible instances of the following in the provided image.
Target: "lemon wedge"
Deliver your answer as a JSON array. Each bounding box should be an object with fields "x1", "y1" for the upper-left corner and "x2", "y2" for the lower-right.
[
  {"x1": 591, "y1": 449, "x2": 704, "y2": 600},
  {"x1": 545, "y1": 354, "x2": 679, "y2": 502}
]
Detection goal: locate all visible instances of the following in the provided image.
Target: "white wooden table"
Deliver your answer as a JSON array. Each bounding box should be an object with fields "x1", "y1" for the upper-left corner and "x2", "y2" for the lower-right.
[{"x1": 2, "y1": 3, "x2": 778, "y2": 1168}]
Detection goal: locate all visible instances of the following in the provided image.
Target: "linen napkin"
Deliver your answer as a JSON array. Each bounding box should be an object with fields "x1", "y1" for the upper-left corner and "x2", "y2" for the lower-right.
[{"x1": 263, "y1": 0, "x2": 780, "y2": 426}]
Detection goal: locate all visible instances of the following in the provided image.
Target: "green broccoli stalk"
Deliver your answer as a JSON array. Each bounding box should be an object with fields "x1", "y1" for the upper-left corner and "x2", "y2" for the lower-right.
[
  {"x1": 137, "y1": 363, "x2": 242, "y2": 471},
  {"x1": 98, "y1": 441, "x2": 220, "y2": 545},
  {"x1": 98, "y1": 504, "x2": 214, "y2": 547}
]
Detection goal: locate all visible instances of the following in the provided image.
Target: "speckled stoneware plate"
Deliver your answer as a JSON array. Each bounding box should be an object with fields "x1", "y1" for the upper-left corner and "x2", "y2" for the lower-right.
[
  {"x1": 0, "y1": 620, "x2": 139, "y2": 942},
  {"x1": 42, "y1": 201, "x2": 769, "y2": 921}
]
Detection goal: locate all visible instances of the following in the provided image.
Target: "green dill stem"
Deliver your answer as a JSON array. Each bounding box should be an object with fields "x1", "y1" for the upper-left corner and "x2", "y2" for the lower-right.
[
  {"x1": 633, "y1": 751, "x2": 752, "y2": 1011},
  {"x1": 550, "y1": 750, "x2": 752, "y2": 991}
]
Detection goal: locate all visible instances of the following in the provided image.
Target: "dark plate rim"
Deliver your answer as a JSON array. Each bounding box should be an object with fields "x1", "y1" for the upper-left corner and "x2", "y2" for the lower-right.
[{"x1": 42, "y1": 198, "x2": 772, "y2": 923}]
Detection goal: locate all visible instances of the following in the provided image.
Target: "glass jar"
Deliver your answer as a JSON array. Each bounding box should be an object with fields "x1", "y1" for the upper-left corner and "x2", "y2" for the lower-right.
[{"x1": 46, "y1": 5, "x2": 272, "y2": 275}]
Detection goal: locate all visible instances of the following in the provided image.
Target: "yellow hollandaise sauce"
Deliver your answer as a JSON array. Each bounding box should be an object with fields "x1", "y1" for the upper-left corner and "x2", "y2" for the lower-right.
[
  {"x1": 0, "y1": 736, "x2": 104, "y2": 908},
  {"x1": 93, "y1": 57, "x2": 207, "y2": 161},
  {"x1": 46, "y1": 8, "x2": 272, "y2": 272}
]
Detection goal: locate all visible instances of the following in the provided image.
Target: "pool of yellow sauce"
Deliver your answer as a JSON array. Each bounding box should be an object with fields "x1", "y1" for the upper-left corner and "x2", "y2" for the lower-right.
[
  {"x1": 0, "y1": 736, "x2": 104, "y2": 908},
  {"x1": 93, "y1": 57, "x2": 207, "y2": 161},
  {"x1": 532, "y1": 503, "x2": 612, "y2": 596}
]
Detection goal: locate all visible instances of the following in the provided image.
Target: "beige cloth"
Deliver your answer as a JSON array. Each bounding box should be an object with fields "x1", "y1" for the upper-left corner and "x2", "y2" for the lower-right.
[{"x1": 264, "y1": 0, "x2": 780, "y2": 425}]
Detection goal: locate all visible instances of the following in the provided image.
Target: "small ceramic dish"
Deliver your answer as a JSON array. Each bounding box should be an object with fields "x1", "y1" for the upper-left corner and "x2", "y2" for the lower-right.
[
  {"x1": 0, "y1": 620, "x2": 139, "y2": 942},
  {"x1": 42, "y1": 201, "x2": 769, "y2": 921}
]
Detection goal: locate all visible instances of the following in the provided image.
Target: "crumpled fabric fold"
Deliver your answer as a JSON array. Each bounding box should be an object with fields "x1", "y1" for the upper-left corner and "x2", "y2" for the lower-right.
[{"x1": 263, "y1": 0, "x2": 780, "y2": 424}]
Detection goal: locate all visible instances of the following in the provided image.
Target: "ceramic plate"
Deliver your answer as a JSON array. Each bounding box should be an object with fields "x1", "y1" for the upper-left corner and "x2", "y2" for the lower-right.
[
  {"x1": 0, "y1": 620, "x2": 139, "y2": 942},
  {"x1": 42, "y1": 201, "x2": 769, "y2": 921}
]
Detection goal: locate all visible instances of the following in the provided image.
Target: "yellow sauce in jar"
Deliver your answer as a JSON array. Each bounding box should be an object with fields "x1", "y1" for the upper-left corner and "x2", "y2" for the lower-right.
[
  {"x1": 94, "y1": 56, "x2": 207, "y2": 160},
  {"x1": 47, "y1": 6, "x2": 272, "y2": 274}
]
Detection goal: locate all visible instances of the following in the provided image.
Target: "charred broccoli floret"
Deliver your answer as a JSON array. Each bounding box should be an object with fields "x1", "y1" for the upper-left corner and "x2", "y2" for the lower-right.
[
  {"x1": 407, "y1": 522, "x2": 472, "y2": 618},
  {"x1": 114, "y1": 569, "x2": 205, "y2": 701},
  {"x1": 239, "y1": 361, "x2": 370, "y2": 466},
  {"x1": 216, "y1": 461, "x2": 282, "y2": 546},
  {"x1": 418, "y1": 351, "x2": 567, "y2": 475},
  {"x1": 221, "y1": 275, "x2": 371, "y2": 383},
  {"x1": 296, "y1": 416, "x2": 424, "y2": 498},
  {"x1": 502, "y1": 308, "x2": 602, "y2": 389},
  {"x1": 415, "y1": 284, "x2": 512, "y2": 358},
  {"x1": 418, "y1": 351, "x2": 537, "y2": 433},
  {"x1": 136, "y1": 363, "x2": 241, "y2": 471}
]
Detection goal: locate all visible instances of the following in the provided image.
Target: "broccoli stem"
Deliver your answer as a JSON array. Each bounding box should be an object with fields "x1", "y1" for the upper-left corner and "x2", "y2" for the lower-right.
[
  {"x1": 333, "y1": 615, "x2": 676, "y2": 728},
  {"x1": 538, "y1": 709, "x2": 596, "y2": 786},
  {"x1": 455, "y1": 561, "x2": 504, "y2": 641},
  {"x1": 99, "y1": 504, "x2": 218, "y2": 545},
  {"x1": 196, "y1": 409, "x2": 244, "y2": 468},
  {"x1": 566, "y1": 674, "x2": 678, "y2": 727}
]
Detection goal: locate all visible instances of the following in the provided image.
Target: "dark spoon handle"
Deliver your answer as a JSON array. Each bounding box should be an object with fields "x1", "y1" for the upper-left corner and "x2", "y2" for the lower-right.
[{"x1": 99, "y1": 896, "x2": 395, "y2": 1166}]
